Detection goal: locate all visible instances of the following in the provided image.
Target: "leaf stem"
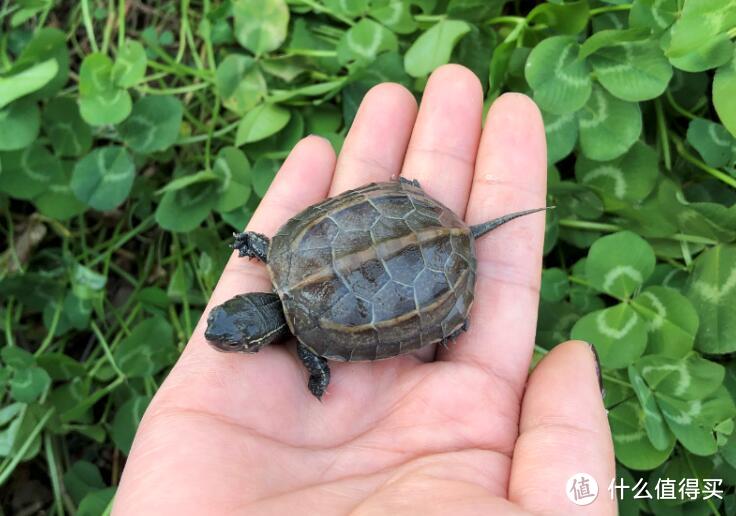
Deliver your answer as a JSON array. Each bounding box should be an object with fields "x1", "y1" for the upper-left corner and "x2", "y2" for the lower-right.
[
  {"x1": 80, "y1": 0, "x2": 99, "y2": 53},
  {"x1": 175, "y1": 0, "x2": 190, "y2": 63},
  {"x1": 136, "y1": 82, "x2": 211, "y2": 95},
  {"x1": 486, "y1": 15, "x2": 526, "y2": 25},
  {"x1": 146, "y1": 51, "x2": 213, "y2": 81},
  {"x1": 559, "y1": 218, "x2": 719, "y2": 245},
  {"x1": 0, "y1": 1, "x2": 19, "y2": 23},
  {"x1": 91, "y1": 321, "x2": 125, "y2": 379},
  {"x1": 283, "y1": 48, "x2": 338, "y2": 57},
  {"x1": 117, "y1": 0, "x2": 126, "y2": 49},
  {"x1": 203, "y1": 0, "x2": 220, "y2": 172},
  {"x1": 414, "y1": 14, "x2": 446, "y2": 23},
  {"x1": 101, "y1": 0, "x2": 115, "y2": 54},
  {"x1": 682, "y1": 451, "x2": 722, "y2": 516},
  {"x1": 169, "y1": 304, "x2": 188, "y2": 349},
  {"x1": 665, "y1": 90, "x2": 698, "y2": 120},
  {"x1": 501, "y1": 18, "x2": 527, "y2": 44},
  {"x1": 173, "y1": 235, "x2": 193, "y2": 337},
  {"x1": 294, "y1": 0, "x2": 355, "y2": 26},
  {"x1": 35, "y1": 2, "x2": 53, "y2": 30},
  {"x1": 61, "y1": 376, "x2": 125, "y2": 422},
  {"x1": 177, "y1": 120, "x2": 239, "y2": 145},
  {"x1": 34, "y1": 300, "x2": 63, "y2": 357},
  {"x1": 86, "y1": 214, "x2": 155, "y2": 268},
  {"x1": 602, "y1": 374, "x2": 633, "y2": 388},
  {"x1": 181, "y1": 0, "x2": 204, "y2": 70},
  {"x1": 4, "y1": 297, "x2": 14, "y2": 347},
  {"x1": 558, "y1": 218, "x2": 621, "y2": 232},
  {"x1": 0, "y1": 210, "x2": 22, "y2": 277},
  {"x1": 0, "y1": 408, "x2": 54, "y2": 486},
  {"x1": 589, "y1": 4, "x2": 632, "y2": 16},
  {"x1": 44, "y1": 434, "x2": 66, "y2": 516},
  {"x1": 567, "y1": 274, "x2": 597, "y2": 291},
  {"x1": 680, "y1": 239, "x2": 693, "y2": 267},
  {"x1": 670, "y1": 132, "x2": 736, "y2": 189},
  {"x1": 654, "y1": 98, "x2": 672, "y2": 171}
]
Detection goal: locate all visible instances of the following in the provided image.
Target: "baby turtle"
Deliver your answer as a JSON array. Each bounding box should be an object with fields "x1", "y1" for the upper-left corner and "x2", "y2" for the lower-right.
[{"x1": 205, "y1": 178, "x2": 548, "y2": 400}]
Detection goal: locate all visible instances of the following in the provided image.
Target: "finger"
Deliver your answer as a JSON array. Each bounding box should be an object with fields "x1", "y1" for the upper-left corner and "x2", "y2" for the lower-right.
[
  {"x1": 154, "y1": 135, "x2": 336, "y2": 430},
  {"x1": 438, "y1": 93, "x2": 547, "y2": 397},
  {"x1": 330, "y1": 83, "x2": 417, "y2": 194},
  {"x1": 401, "y1": 64, "x2": 483, "y2": 216},
  {"x1": 509, "y1": 341, "x2": 616, "y2": 515},
  {"x1": 192, "y1": 135, "x2": 337, "y2": 337}
]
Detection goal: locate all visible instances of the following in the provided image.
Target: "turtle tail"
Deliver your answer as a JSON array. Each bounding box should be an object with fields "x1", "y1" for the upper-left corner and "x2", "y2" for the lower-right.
[{"x1": 470, "y1": 207, "x2": 554, "y2": 239}]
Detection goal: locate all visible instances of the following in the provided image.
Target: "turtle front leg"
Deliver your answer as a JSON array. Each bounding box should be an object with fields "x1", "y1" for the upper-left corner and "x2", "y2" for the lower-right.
[
  {"x1": 440, "y1": 319, "x2": 470, "y2": 349},
  {"x1": 297, "y1": 343, "x2": 331, "y2": 401},
  {"x1": 231, "y1": 231, "x2": 269, "y2": 262}
]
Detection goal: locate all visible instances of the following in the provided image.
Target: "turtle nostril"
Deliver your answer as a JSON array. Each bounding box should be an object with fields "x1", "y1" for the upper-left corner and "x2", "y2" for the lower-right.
[
  {"x1": 204, "y1": 326, "x2": 216, "y2": 341},
  {"x1": 205, "y1": 307, "x2": 231, "y2": 345}
]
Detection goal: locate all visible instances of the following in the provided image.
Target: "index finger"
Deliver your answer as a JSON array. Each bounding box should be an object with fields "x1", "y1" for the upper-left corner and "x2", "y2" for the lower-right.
[
  {"x1": 188, "y1": 135, "x2": 337, "y2": 346},
  {"x1": 134, "y1": 136, "x2": 338, "y2": 442}
]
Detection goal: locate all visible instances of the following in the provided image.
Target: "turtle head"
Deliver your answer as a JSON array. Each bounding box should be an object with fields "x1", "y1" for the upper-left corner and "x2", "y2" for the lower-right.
[{"x1": 205, "y1": 292, "x2": 290, "y2": 353}]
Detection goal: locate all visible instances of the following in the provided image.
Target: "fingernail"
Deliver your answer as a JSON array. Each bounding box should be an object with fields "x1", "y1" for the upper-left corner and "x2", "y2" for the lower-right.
[{"x1": 588, "y1": 342, "x2": 606, "y2": 400}]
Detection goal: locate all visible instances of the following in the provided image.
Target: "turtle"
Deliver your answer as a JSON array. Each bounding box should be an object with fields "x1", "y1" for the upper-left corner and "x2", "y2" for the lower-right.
[{"x1": 204, "y1": 178, "x2": 548, "y2": 400}]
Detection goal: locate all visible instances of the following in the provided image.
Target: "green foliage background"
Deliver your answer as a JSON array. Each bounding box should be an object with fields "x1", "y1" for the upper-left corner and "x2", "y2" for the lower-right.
[{"x1": 1, "y1": 0, "x2": 736, "y2": 513}]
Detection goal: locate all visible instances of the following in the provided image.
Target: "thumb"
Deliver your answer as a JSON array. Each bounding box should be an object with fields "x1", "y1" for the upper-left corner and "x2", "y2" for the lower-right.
[{"x1": 508, "y1": 340, "x2": 616, "y2": 515}]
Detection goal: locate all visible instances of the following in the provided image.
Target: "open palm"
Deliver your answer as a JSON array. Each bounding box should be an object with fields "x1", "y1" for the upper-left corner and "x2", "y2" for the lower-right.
[{"x1": 114, "y1": 65, "x2": 615, "y2": 515}]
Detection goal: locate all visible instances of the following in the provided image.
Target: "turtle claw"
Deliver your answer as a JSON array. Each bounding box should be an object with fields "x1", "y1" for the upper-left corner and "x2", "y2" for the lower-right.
[
  {"x1": 231, "y1": 231, "x2": 269, "y2": 263},
  {"x1": 440, "y1": 320, "x2": 470, "y2": 349},
  {"x1": 399, "y1": 177, "x2": 421, "y2": 188},
  {"x1": 298, "y1": 343, "x2": 331, "y2": 401},
  {"x1": 310, "y1": 381, "x2": 326, "y2": 403}
]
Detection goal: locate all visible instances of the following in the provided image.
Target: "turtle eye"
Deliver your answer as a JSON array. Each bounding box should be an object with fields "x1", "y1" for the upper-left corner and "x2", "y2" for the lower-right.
[
  {"x1": 224, "y1": 339, "x2": 246, "y2": 351},
  {"x1": 205, "y1": 332, "x2": 245, "y2": 352}
]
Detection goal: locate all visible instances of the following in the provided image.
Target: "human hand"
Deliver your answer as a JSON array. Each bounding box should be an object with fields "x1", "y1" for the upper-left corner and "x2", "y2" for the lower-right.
[{"x1": 114, "y1": 65, "x2": 616, "y2": 515}]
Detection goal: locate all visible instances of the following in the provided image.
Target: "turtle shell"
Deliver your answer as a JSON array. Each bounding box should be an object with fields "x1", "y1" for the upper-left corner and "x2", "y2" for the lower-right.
[{"x1": 267, "y1": 181, "x2": 476, "y2": 361}]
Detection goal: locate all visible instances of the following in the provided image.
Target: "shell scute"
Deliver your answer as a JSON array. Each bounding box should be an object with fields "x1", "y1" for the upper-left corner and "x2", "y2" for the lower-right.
[
  {"x1": 383, "y1": 244, "x2": 424, "y2": 285},
  {"x1": 332, "y1": 229, "x2": 372, "y2": 253},
  {"x1": 376, "y1": 313, "x2": 422, "y2": 358},
  {"x1": 418, "y1": 307, "x2": 447, "y2": 344},
  {"x1": 413, "y1": 197, "x2": 444, "y2": 219},
  {"x1": 441, "y1": 306, "x2": 463, "y2": 336},
  {"x1": 420, "y1": 238, "x2": 453, "y2": 270},
  {"x1": 374, "y1": 339, "x2": 401, "y2": 360},
  {"x1": 414, "y1": 268, "x2": 451, "y2": 306},
  {"x1": 296, "y1": 276, "x2": 349, "y2": 319},
  {"x1": 343, "y1": 258, "x2": 390, "y2": 298},
  {"x1": 372, "y1": 281, "x2": 416, "y2": 321},
  {"x1": 443, "y1": 256, "x2": 461, "y2": 286},
  {"x1": 286, "y1": 247, "x2": 332, "y2": 284},
  {"x1": 322, "y1": 293, "x2": 372, "y2": 326},
  {"x1": 371, "y1": 216, "x2": 412, "y2": 241},
  {"x1": 370, "y1": 194, "x2": 415, "y2": 219},
  {"x1": 438, "y1": 209, "x2": 460, "y2": 227},
  {"x1": 331, "y1": 200, "x2": 381, "y2": 231},
  {"x1": 404, "y1": 209, "x2": 442, "y2": 232},
  {"x1": 298, "y1": 217, "x2": 339, "y2": 250}
]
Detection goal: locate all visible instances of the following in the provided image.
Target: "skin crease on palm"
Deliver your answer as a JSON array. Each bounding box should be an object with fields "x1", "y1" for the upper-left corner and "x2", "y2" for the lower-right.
[{"x1": 113, "y1": 65, "x2": 616, "y2": 515}]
